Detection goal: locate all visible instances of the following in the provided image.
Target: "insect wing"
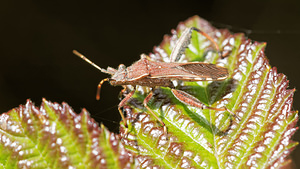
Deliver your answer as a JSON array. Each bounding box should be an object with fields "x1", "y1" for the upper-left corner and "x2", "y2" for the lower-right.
[{"x1": 149, "y1": 62, "x2": 228, "y2": 81}]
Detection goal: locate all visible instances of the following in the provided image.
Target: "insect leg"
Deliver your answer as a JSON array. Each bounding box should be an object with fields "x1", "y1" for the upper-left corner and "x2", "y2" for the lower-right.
[
  {"x1": 203, "y1": 105, "x2": 240, "y2": 121},
  {"x1": 118, "y1": 89, "x2": 136, "y2": 128},
  {"x1": 143, "y1": 90, "x2": 167, "y2": 136},
  {"x1": 170, "y1": 27, "x2": 225, "y2": 62},
  {"x1": 118, "y1": 86, "x2": 128, "y2": 100},
  {"x1": 191, "y1": 27, "x2": 221, "y2": 56},
  {"x1": 170, "y1": 27, "x2": 229, "y2": 62},
  {"x1": 171, "y1": 88, "x2": 239, "y2": 124}
]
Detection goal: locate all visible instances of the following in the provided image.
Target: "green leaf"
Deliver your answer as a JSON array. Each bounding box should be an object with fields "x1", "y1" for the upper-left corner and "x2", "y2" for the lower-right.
[
  {"x1": 0, "y1": 16, "x2": 297, "y2": 169},
  {"x1": 0, "y1": 99, "x2": 135, "y2": 169},
  {"x1": 120, "y1": 16, "x2": 298, "y2": 168}
]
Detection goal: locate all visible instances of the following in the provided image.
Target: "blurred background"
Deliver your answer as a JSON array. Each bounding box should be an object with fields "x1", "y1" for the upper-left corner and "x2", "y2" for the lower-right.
[{"x1": 0, "y1": 0, "x2": 299, "y2": 166}]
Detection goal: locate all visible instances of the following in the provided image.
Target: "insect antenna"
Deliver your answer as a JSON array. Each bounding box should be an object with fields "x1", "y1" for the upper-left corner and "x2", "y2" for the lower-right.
[
  {"x1": 73, "y1": 50, "x2": 113, "y2": 75},
  {"x1": 96, "y1": 78, "x2": 111, "y2": 100}
]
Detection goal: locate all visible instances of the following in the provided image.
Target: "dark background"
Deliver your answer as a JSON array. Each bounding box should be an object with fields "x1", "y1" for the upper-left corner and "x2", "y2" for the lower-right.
[{"x1": 1, "y1": 0, "x2": 300, "y2": 167}]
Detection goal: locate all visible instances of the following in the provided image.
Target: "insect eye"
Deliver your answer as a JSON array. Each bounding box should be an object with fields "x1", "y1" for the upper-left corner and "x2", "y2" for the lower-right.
[
  {"x1": 140, "y1": 53, "x2": 147, "y2": 59},
  {"x1": 118, "y1": 64, "x2": 126, "y2": 71}
]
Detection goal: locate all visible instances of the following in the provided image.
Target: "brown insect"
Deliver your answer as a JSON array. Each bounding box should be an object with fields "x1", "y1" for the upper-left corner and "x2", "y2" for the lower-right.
[{"x1": 74, "y1": 27, "x2": 238, "y2": 135}]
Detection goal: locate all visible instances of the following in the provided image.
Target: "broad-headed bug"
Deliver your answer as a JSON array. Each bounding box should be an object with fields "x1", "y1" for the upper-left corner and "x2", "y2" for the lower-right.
[{"x1": 74, "y1": 27, "x2": 238, "y2": 135}]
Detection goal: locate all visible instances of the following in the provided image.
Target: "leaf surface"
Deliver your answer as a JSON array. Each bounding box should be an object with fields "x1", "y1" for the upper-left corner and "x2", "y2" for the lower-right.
[
  {"x1": 120, "y1": 16, "x2": 298, "y2": 169},
  {"x1": 0, "y1": 99, "x2": 134, "y2": 169},
  {"x1": 0, "y1": 16, "x2": 297, "y2": 169}
]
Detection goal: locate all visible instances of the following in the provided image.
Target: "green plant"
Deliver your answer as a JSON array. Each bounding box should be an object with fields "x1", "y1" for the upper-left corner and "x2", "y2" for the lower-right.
[{"x1": 0, "y1": 16, "x2": 297, "y2": 169}]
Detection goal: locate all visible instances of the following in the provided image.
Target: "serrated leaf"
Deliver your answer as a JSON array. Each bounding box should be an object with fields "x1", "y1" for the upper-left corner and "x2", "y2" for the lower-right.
[
  {"x1": 0, "y1": 16, "x2": 297, "y2": 169},
  {"x1": 120, "y1": 16, "x2": 298, "y2": 168},
  {"x1": 0, "y1": 99, "x2": 135, "y2": 169}
]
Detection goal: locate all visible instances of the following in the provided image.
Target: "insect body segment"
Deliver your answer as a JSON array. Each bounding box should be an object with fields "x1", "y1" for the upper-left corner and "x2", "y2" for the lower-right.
[{"x1": 74, "y1": 26, "x2": 237, "y2": 137}]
